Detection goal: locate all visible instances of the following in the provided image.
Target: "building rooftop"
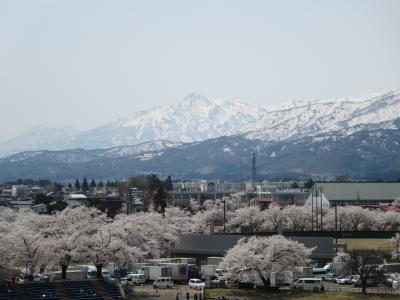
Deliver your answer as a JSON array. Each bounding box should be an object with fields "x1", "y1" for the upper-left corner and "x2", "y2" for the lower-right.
[{"x1": 315, "y1": 182, "x2": 400, "y2": 201}]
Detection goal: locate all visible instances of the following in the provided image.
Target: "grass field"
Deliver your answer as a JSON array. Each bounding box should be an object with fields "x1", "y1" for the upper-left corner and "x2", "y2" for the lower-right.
[
  {"x1": 338, "y1": 239, "x2": 393, "y2": 251},
  {"x1": 205, "y1": 289, "x2": 400, "y2": 300}
]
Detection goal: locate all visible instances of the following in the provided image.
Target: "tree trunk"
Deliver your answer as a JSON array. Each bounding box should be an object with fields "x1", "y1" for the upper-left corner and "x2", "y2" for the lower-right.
[
  {"x1": 61, "y1": 264, "x2": 68, "y2": 280},
  {"x1": 361, "y1": 278, "x2": 367, "y2": 294},
  {"x1": 256, "y1": 269, "x2": 271, "y2": 290},
  {"x1": 96, "y1": 264, "x2": 103, "y2": 278}
]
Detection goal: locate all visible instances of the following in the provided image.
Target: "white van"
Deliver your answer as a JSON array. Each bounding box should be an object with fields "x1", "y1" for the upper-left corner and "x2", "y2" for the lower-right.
[
  {"x1": 291, "y1": 278, "x2": 324, "y2": 292},
  {"x1": 86, "y1": 266, "x2": 111, "y2": 279},
  {"x1": 86, "y1": 266, "x2": 97, "y2": 279},
  {"x1": 129, "y1": 273, "x2": 146, "y2": 284},
  {"x1": 153, "y1": 277, "x2": 174, "y2": 289}
]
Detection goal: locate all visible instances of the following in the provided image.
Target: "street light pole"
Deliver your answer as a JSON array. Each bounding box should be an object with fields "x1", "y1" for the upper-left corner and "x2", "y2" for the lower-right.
[{"x1": 223, "y1": 199, "x2": 226, "y2": 234}]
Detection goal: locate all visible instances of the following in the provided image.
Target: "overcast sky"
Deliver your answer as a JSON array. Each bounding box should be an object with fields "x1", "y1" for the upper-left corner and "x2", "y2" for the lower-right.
[{"x1": 0, "y1": 0, "x2": 399, "y2": 141}]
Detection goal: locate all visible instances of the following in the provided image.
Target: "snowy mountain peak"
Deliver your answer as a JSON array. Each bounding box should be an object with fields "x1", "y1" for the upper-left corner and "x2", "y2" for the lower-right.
[
  {"x1": 179, "y1": 93, "x2": 211, "y2": 108},
  {"x1": 1, "y1": 89, "x2": 399, "y2": 158},
  {"x1": 0, "y1": 93, "x2": 267, "y2": 157},
  {"x1": 235, "y1": 89, "x2": 400, "y2": 142}
]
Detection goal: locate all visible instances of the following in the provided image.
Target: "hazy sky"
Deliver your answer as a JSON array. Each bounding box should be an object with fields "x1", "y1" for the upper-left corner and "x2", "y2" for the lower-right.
[{"x1": 1, "y1": 0, "x2": 399, "y2": 141}]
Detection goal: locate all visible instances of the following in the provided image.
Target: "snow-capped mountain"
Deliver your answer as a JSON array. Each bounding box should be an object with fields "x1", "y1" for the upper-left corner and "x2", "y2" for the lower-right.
[
  {"x1": 1, "y1": 89, "x2": 400, "y2": 161},
  {"x1": 75, "y1": 93, "x2": 267, "y2": 148},
  {"x1": 234, "y1": 90, "x2": 400, "y2": 141},
  {"x1": 0, "y1": 126, "x2": 81, "y2": 158},
  {"x1": 0, "y1": 93, "x2": 266, "y2": 157}
]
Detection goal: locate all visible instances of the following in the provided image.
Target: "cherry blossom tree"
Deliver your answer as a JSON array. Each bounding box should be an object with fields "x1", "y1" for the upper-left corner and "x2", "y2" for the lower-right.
[
  {"x1": 81, "y1": 220, "x2": 142, "y2": 278},
  {"x1": 164, "y1": 206, "x2": 194, "y2": 235},
  {"x1": 220, "y1": 235, "x2": 313, "y2": 289},
  {"x1": 46, "y1": 206, "x2": 104, "y2": 279},
  {"x1": 227, "y1": 206, "x2": 265, "y2": 232},
  {"x1": 346, "y1": 206, "x2": 372, "y2": 231},
  {"x1": 192, "y1": 199, "x2": 231, "y2": 234},
  {"x1": 282, "y1": 205, "x2": 312, "y2": 231},
  {"x1": 0, "y1": 208, "x2": 18, "y2": 266},
  {"x1": 383, "y1": 212, "x2": 400, "y2": 231},
  {"x1": 391, "y1": 232, "x2": 400, "y2": 258},
  {"x1": 114, "y1": 210, "x2": 182, "y2": 260},
  {"x1": 2, "y1": 209, "x2": 52, "y2": 273},
  {"x1": 324, "y1": 206, "x2": 376, "y2": 231},
  {"x1": 262, "y1": 206, "x2": 285, "y2": 232}
]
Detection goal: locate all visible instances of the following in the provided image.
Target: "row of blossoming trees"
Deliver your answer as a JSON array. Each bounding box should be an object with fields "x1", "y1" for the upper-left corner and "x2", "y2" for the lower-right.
[
  {"x1": 0, "y1": 206, "x2": 193, "y2": 279},
  {"x1": 193, "y1": 199, "x2": 400, "y2": 233},
  {"x1": 1, "y1": 200, "x2": 399, "y2": 279}
]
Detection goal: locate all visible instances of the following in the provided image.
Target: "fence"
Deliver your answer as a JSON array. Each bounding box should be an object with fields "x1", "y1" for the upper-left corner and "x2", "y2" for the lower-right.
[{"x1": 324, "y1": 285, "x2": 400, "y2": 295}]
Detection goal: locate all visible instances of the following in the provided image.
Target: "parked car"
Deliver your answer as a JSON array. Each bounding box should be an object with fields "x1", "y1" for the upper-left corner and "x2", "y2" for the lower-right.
[
  {"x1": 391, "y1": 252, "x2": 400, "y2": 260},
  {"x1": 384, "y1": 274, "x2": 396, "y2": 287},
  {"x1": 291, "y1": 278, "x2": 324, "y2": 292},
  {"x1": 120, "y1": 277, "x2": 133, "y2": 285},
  {"x1": 333, "y1": 275, "x2": 345, "y2": 283},
  {"x1": 153, "y1": 277, "x2": 174, "y2": 289},
  {"x1": 126, "y1": 273, "x2": 146, "y2": 284},
  {"x1": 336, "y1": 276, "x2": 353, "y2": 285},
  {"x1": 392, "y1": 277, "x2": 400, "y2": 289},
  {"x1": 188, "y1": 279, "x2": 205, "y2": 290},
  {"x1": 323, "y1": 273, "x2": 337, "y2": 282}
]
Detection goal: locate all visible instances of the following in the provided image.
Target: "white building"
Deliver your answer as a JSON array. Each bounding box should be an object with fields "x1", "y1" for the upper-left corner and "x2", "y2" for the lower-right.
[
  {"x1": 11, "y1": 185, "x2": 26, "y2": 197},
  {"x1": 63, "y1": 194, "x2": 87, "y2": 208}
]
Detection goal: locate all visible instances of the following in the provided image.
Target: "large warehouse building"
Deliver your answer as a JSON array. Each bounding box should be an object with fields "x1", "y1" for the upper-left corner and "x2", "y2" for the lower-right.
[
  {"x1": 306, "y1": 182, "x2": 400, "y2": 206},
  {"x1": 171, "y1": 234, "x2": 333, "y2": 266}
]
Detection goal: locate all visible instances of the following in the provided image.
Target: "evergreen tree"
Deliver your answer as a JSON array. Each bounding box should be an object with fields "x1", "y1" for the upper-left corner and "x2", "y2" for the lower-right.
[
  {"x1": 165, "y1": 176, "x2": 173, "y2": 191},
  {"x1": 90, "y1": 179, "x2": 96, "y2": 189},
  {"x1": 74, "y1": 179, "x2": 81, "y2": 191},
  {"x1": 98, "y1": 181, "x2": 104, "y2": 188},
  {"x1": 53, "y1": 181, "x2": 62, "y2": 192},
  {"x1": 68, "y1": 183, "x2": 73, "y2": 190},
  {"x1": 82, "y1": 178, "x2": 89, "y2": 193},
  {"x1": 304, "y1": 178, "x2": 314, "y2": 190}
]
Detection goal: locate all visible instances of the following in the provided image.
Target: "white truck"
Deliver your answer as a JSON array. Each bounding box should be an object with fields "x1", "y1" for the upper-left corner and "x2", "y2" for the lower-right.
[
  {"x1": 141, "y1": 266, "x2": 172, "y2": 281},
  {"x1": 52, "y1": 269, "x2": 86, "y2": 281},
  {"x1": 160, "y1": 263, "x2": 188, "y2": 283}
]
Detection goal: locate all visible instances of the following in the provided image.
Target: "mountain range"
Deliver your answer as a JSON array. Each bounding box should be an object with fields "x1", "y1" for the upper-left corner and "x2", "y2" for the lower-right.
[
  {"x1": 0, "y1": 93, "x2": 266, "y2": 158},
  {"x1": 0, "y1": 90, "x2": 399, "y2": 181}
]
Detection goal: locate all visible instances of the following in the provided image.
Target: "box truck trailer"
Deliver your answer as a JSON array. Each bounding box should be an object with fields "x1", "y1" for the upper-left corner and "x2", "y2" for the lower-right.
[
  {"x1": 159, "y1": 263, "x2": 188, "y2": 283},
  {"x1": 141, "y1": 266, "x2": 172, "y2": 281}
]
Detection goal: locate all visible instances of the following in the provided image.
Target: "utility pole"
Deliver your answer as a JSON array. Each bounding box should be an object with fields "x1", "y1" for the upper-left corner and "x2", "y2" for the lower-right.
[
  {"x1": 315, "y1": 187, "x2": 319, "y2": 231},
  {"x1": 335, "y1": 203, "x2": 338, "y2": 254},
  {"x1": 251, "y1": 152, "x2": 257, "y2": 191},
  {"x1": 311, "y1": 185, "x2": 314, "y2": 231},
  {"x1": 320, "y1": 187, "x2": 323, "y2": 231},
  {"x1": 223, "y1": 198, "x2": 226, "y2": 234}
]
